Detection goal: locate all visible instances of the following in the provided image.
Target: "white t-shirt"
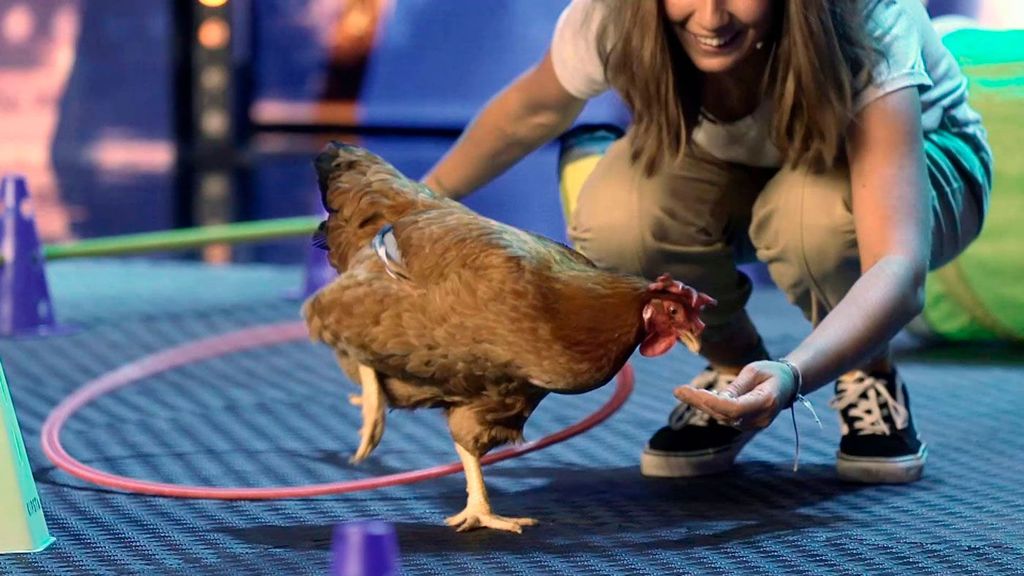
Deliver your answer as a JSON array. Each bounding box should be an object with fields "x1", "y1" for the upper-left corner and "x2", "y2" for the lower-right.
[{"x1": 550, "y1": 0, "x2": 990, "y2": 168}]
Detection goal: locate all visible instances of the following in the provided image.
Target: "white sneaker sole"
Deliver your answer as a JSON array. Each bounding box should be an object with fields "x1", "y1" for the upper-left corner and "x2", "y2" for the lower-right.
[
  {"x1": 640, "y1": 432, "x2": 755, "y2": 478},
  {"x1": 836, "y1": 444, "x2": 928, "y2": 484}
]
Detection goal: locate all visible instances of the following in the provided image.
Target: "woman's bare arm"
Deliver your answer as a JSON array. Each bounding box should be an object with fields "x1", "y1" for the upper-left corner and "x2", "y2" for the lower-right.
[{"x1": 422, "y1": 50, "x2": 587, "y2": 200}]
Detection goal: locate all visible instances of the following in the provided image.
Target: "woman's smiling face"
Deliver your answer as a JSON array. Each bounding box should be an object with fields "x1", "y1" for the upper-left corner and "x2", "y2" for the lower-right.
[{"x1": 663, "y1": 0, "x2": 776, "y2": 74}]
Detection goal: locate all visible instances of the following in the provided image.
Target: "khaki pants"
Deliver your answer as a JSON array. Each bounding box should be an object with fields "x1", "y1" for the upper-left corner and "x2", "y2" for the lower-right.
[{"x1": 567, "y1": 129, "x2": 989, "y2": 331}]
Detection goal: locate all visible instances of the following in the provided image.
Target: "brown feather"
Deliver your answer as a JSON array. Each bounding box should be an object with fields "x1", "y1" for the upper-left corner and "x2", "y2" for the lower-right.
[{"x1": 304, "y1": 143, "x2": 708, "y2": 457}]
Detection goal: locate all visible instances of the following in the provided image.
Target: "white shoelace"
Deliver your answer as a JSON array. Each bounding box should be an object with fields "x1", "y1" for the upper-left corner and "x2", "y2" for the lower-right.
[
  {"x1": 789, "y1": 394, "x2": 822, "y2": 472},
  {"x1": 829, "y1": 372, "x2": 908, "y2": 436}
]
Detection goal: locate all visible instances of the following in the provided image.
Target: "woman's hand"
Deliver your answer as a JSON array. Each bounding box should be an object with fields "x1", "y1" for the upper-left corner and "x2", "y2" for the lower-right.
[{"x1": 674, "y1": 361, "x2": 798, "y2": 430}]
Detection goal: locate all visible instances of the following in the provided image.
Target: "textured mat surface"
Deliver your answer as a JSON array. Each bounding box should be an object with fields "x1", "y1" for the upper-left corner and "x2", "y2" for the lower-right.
[{"x1": 0, "y1": 260, "x2": 1022, "y2": 575}]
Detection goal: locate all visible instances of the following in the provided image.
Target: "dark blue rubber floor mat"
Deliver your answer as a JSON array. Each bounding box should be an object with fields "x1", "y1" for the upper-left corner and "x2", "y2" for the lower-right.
[{"x1": 0, "y1": 260, "x2": 1022, "y2": 575}]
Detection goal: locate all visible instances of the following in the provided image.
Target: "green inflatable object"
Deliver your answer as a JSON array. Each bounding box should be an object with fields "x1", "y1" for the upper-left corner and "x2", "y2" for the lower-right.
[{"x1": 916, "y1": 29, "x2": 1024, "y2": 342}]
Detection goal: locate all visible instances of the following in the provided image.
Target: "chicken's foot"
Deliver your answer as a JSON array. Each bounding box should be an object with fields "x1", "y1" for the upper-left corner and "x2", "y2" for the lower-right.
[
  {"x1": 445, "y1": 443, "x2": 538, "y2": 533},
  {"x1": 350, "y1": 363, "x2": 385, "y2": 463}
]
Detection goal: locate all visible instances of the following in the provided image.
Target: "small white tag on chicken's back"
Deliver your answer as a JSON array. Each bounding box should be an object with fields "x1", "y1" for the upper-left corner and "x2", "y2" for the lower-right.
[{"x1": 372, "y1": 224, "x2": 410, "y2": 281}]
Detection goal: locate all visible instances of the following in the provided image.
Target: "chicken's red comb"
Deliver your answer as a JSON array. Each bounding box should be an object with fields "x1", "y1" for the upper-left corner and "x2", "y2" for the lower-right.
[{"x1": 648, "y1": 273, "x2": 717, "y2": 309}]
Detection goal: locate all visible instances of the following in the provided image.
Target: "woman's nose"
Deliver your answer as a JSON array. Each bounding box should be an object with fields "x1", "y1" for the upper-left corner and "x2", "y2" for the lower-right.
[{"x1": 692, "y1": 0, "x2": 730, "y2": 32}]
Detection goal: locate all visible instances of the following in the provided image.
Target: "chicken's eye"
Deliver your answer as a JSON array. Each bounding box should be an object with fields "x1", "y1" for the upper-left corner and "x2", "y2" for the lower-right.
[{"x1": 668, "y1": 306, "x2": 677, "y2": 316}]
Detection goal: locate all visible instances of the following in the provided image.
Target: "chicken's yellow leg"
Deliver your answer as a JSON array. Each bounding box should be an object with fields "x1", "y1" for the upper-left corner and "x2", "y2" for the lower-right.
[
  {"x1": 350, "y1": 363, "x2": 385, "y2": 463},
  {"x1": 445, "y1": 443, "x2": 538, "y2": 533}
]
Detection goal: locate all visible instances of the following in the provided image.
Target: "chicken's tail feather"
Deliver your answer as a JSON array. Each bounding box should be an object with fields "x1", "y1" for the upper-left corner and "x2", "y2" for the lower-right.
[
  {"x1": 314, "y1": 141, "x2": 422, "y2": 213},
  {"x1": 313, "y1": 141, "x2": 442, "y2": 273},
  {"x1": 313, "y1": 141, "x2": 359, "y2": 210}
]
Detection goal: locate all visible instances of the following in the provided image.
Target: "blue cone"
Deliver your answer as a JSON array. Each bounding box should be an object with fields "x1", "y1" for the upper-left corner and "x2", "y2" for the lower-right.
[{"x1": 0, "y1": 175, "x2": 57, "y2": 337}]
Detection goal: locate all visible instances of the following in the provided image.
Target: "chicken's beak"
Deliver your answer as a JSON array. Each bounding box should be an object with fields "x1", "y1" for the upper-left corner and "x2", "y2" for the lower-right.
[
  {"x1": 677, "y1": 330, "x2": 701, "y2": 354},
  {"x1": 312, "y1": 220, "x2": 329, "y2": 250}
]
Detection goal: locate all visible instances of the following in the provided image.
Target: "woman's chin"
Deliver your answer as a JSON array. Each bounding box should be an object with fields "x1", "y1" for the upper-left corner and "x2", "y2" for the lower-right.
[
  {"x1": 686, "y1": 52, "x2": 749, "y2": 74},
  {"x1": 682, "y1": 37, "x2": 756, "y2": 75}
]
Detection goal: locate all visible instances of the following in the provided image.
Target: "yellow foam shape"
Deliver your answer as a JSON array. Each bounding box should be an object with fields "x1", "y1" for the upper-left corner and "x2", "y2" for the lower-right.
[
  {"x1": 558, "y1": 155, "x2": 603, "y2": 225},
  {"x1": 0, "y1": 360, "x2": 54, "y2": 554}
]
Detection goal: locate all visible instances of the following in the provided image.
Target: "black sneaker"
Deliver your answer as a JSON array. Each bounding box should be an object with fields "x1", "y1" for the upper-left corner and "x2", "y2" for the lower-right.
[
  {"x1": 829, "y1": 369, "x2": 927, "y2": 483},
  {"x1": 641, "y1": 368, "x2": 756, "y2": 477}
]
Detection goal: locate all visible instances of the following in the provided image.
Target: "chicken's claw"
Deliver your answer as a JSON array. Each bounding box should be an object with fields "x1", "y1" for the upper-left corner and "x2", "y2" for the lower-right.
[
  {"x1": 445, "y1": 508, "x2": 538, "y2": 534},
  {"x1": 350, "y1": 364, "x2": 386, "y2": 463},
  {"x1": 350, "y1": 410, "x2": 385, "y2": 463}
]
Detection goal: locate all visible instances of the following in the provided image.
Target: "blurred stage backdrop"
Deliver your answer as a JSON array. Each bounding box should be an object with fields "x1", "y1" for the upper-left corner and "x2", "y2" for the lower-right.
[{"x1": 0, "y1": 0, "x2": 1019, "y2": 265}]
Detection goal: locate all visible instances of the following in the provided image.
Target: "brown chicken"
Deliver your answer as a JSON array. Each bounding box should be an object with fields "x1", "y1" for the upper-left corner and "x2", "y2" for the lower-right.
[{"x1": 302, "y1": 142, "x2": 714, "y2": 533}]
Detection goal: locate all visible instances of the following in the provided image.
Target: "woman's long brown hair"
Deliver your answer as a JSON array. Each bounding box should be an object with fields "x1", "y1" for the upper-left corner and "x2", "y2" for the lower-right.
[{"x1": 592, "y1": 0, "x2": 880, "y2": 174}]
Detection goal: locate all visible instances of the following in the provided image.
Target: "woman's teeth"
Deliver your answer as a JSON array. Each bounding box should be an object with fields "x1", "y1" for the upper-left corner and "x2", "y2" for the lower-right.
[{"x1": 690, "y1": 31, "x2": 738, "y2": 48}]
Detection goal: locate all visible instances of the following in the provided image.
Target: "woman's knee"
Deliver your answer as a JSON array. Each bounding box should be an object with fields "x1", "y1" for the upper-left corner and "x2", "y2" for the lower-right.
[
  {"x1": 566, "y1": 139, "x2": 646, "y2": 275},
  {"x1": 751, "y1": 167, "x2": 861, "y2": 309},
  {"x1": 569, "y1": 201, "x2": 646, "y2": 275}
]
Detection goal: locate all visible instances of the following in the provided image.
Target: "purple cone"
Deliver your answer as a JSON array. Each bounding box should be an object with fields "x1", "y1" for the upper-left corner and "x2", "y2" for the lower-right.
[
  {"x1": 330, "y1": 521, "x2": 400, "y2": 576},
  {"x1": 0, "y1": 175, "x2": 57, "y2": 337}
]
